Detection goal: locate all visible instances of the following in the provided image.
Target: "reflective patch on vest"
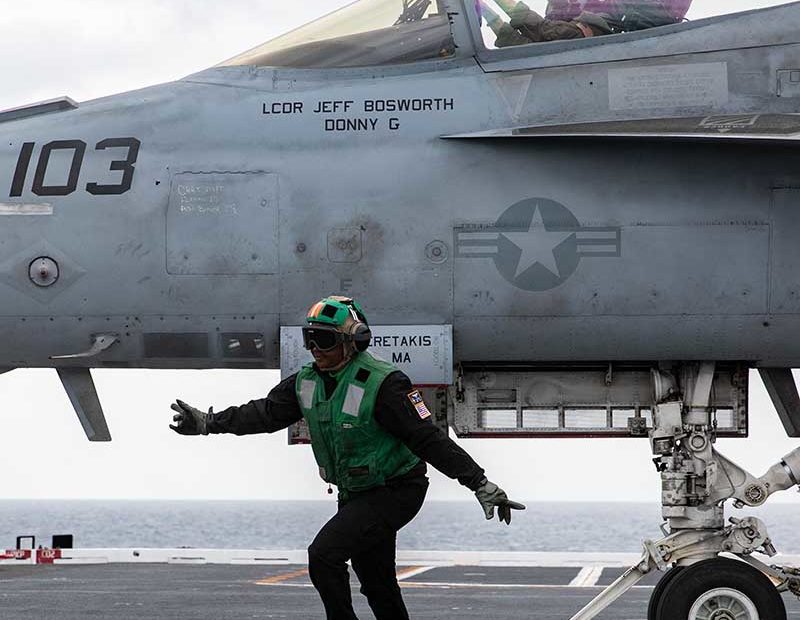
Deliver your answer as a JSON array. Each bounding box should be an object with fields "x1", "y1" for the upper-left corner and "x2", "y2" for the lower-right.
[
  {"x1": 407, "y1": 390, "x2": 432, "y2": 420},
  {"x1": 299, "y1": 379, "x2": 316, "y2": 409},
  {"x1": 342, "y1": 384, "x2": 365, "y2": 417}
]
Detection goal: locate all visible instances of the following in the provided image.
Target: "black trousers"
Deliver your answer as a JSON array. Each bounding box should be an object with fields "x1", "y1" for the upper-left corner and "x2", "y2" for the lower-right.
[{"x1": 307, "y1": 476, "x2": 429, "y2": 620}]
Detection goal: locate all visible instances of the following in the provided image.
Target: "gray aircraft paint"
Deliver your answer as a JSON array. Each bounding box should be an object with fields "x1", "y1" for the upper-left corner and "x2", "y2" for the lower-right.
[{"x1": 1, "y1": 1, "x2": 800, "y2": 438}]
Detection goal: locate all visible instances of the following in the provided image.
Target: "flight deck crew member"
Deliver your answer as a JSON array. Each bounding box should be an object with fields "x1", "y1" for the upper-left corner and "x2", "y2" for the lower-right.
[{"x1": 169, "y1": 296, "x2": 525, "y2": 620}]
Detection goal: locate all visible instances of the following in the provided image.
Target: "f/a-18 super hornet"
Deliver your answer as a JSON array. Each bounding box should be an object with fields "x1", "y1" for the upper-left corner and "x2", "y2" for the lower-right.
[{"x1": 4, "y1": 0, "x2": 800, "y2": 617}]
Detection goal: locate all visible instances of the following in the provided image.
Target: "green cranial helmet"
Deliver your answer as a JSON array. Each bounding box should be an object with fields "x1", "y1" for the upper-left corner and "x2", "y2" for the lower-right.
[{"x1": 306, "y1": 296, "x2": 368, "y2": 330}]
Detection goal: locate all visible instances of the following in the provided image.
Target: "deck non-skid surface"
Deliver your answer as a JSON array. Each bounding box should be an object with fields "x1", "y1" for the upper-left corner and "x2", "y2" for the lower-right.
[{"x1": 0, "y1": 564, "x2": 797, "y2": 619}]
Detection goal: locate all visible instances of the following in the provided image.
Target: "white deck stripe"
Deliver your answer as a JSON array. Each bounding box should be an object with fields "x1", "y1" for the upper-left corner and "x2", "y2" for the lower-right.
[
  {"x1": 402, "y1": 581, "x2": 653, "y2": 590},
  {"x1": 260, "y1": 582, "x2": 657, "y2": 590},
  {"x1": 569, "y1": 566, "x2": 604, "y2": 587}
]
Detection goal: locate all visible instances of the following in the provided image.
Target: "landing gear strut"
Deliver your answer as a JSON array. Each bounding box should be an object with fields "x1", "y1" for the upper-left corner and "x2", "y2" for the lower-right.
[{"x1": 570, "y1": 362, "x2": 800, "y2": 620}]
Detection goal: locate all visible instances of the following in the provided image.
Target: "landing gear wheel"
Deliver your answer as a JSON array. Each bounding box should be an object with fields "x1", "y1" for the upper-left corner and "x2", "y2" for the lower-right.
[
  {"x1": 653, "y1": 557, "x2": 786, "y2": 620},
  {"x1": 647, "y1": 566, "x2": 684, "y2": 620}
]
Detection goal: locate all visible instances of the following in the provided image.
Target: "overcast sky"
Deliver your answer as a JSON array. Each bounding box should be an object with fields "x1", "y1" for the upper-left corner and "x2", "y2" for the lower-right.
[{"x1": 0, "y1": 1, "x2": 797, "y2": 504}]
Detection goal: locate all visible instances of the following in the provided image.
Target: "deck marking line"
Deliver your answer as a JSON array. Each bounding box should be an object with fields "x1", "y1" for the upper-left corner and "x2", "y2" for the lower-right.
[
  {"x1": 397, "y1": 566, "x2": 435, "y2": 581},
  {"x1": 253, "y1": 581, "x2": 656, "y2": 590},
  {"x1": 402, "y1": 581, "x2": 558, "y2": 589},
  {"x1": 570, "y1": 566, "x2": 604, "y2": 587},
  {"x1": 255, "y1": 568, "x2": 309, "y2": 585}
]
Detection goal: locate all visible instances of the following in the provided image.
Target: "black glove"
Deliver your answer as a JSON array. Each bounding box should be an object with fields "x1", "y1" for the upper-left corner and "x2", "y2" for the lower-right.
[
  {"x1": 475, "y1": 479, "x2": 526, "y2": 525},
  {"x1": 169, "y1": 399, "x2": 211, "y2": 435}
]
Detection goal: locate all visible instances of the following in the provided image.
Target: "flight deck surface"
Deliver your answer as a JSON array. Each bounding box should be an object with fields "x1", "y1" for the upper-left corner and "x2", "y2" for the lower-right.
[{"x1": 1, "y1": 563, "x2": 798, "y2": 619}]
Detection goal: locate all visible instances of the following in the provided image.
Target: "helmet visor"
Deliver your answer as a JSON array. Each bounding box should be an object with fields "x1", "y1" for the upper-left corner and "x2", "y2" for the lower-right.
[{"x1": 302, "y1": 326, "x2": 346, "y2": 352}]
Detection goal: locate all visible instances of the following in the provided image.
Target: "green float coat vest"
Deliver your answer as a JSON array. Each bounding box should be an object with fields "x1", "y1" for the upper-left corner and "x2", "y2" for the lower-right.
[{"x1": 295, "y1": 352, "x2": 421, "y2": 498}]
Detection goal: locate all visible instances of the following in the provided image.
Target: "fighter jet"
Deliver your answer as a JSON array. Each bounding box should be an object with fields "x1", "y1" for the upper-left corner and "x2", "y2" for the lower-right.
[{"x1": 2, "y1": 0, "x2": 800, "y2": 617}]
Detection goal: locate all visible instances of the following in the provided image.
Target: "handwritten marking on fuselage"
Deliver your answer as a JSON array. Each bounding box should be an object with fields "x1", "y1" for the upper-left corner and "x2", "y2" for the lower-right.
[{"x1": 177, "y1": 183, "x2": 239, "y2": 216}]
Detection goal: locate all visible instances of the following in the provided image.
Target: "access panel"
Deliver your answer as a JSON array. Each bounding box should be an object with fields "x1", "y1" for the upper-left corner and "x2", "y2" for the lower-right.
[
  {"x1": 451, "y1": 363, "x2": 748, "y2": 439},
  {"x1": 167, "y1": 172, "x2": 278, "y2": 275}
]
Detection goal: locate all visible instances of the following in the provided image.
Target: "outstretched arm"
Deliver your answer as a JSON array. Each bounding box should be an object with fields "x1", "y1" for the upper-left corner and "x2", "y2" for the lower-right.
[
  {"x1": 209, "y1": 373, "x2": 304, "y2": 435},
  {"x1": 171, "y1": 373, "x2": 304, "y2": 436}
]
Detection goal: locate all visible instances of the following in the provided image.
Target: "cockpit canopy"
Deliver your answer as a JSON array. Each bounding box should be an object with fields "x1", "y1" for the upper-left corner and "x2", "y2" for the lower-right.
[
  {"x1": 218, "y1": 0, "x2": 793, "y2": 69},
  {"x1": 220, "y1": 0, "x2": 454, "y2": 69},
  {"x1": 476, "y1": 0, "x2": 791, "y2": 50}
]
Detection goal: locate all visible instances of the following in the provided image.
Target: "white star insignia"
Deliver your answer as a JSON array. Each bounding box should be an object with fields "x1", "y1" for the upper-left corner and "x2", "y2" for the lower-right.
[{"x1": 501, "y1": 206, "x2": 574, "y2": 279}]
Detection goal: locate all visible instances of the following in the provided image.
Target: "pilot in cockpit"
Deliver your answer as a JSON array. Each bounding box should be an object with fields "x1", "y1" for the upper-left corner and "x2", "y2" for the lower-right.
[
  {"x1": 480, "y1": 0, "x2": 692, "y2": 47},
  {"x1": 481, "y1": 0, "x2": 611, "y2": 46}
]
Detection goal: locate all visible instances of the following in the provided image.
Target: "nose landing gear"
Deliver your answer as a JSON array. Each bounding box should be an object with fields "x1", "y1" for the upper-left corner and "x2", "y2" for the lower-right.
[{"x1": 569, "y1": 362, "x2": 800, "y2": 620}]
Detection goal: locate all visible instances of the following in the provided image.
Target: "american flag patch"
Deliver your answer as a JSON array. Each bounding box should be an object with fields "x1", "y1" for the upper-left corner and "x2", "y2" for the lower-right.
[{"x1": 407, "y1": 390, "x2": 431, "y2": 420}]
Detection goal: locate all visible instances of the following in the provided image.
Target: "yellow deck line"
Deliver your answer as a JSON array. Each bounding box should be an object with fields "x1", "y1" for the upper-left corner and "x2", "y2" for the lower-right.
[
  {"x1": 255, "y1": 566, "x2": 430, "y2": 586},
  {"x1": 255, "y1": 568, "x2": 309, "y2": 585}
]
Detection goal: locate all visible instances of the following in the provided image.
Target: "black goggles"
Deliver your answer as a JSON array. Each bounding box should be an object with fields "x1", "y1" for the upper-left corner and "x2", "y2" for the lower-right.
[{"x1": 302, "y1": 326, "x2": 347, "y2": 352}]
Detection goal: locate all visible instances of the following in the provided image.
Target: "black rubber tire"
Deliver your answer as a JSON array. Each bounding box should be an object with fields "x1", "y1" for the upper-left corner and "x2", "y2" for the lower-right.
[
  {"x1": 654, "y1": 557, "x2": 786, "y2": 620},
  {"x1": 647, "y1": 566, "x2": 685, "y2": 620}
]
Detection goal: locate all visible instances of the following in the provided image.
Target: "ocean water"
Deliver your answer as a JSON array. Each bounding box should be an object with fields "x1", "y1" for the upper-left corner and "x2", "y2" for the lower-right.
[{"x1": 0, "y1": 500, "x2": 799, "y2": 553}]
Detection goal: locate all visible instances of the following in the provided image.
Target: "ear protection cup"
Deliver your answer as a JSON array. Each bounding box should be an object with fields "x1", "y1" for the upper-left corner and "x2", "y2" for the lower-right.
[
  {"x1": 336, "y1": 298, "x2": 371, "y2": 352},
  {"x1": 350, "y1": 322, "x2": 372, "y2": 352}
]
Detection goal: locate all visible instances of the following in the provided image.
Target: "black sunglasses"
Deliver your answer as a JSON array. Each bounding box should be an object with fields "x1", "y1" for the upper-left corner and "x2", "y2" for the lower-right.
[{"x1": 302, "y1": 326, "x2": 347, "y2": 352}]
